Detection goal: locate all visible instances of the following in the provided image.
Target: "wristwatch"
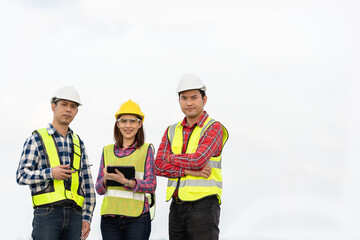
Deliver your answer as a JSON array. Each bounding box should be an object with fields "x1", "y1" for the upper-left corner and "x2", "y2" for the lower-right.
[{"x1": 124, "y1": 179, "x2": 130, "y2": 187}]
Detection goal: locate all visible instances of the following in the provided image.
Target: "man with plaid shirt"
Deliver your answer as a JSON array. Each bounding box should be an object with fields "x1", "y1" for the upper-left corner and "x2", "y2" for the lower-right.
[
  {"x1": 16, "y1": 86, "x2": 96, "y2": 240},
  {"x1": 155, "y1": 74, "x2": 229, "y2": 240}
]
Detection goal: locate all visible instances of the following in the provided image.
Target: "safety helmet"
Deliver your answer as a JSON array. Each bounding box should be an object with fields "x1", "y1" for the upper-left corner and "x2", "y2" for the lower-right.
[
  {"x1": 176, "y1": 73, "x2": 207, "y2": 93},
  {"x1": 51, "y1": 86, "x2": 82, "y2": 106},
  {"x1": 115, "y1": 100, "x2": 145, "y2": 121}
]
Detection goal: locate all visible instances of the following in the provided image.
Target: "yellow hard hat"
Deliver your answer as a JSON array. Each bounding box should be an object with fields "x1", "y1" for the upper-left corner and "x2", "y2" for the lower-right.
[{"x1": 115, "y1": 100, "x2": 145, "y2": 121}]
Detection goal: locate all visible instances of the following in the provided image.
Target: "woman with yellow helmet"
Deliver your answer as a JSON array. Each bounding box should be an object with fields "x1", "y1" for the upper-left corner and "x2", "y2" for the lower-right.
[{"x1": 95, "y1": 100, "x2": 156, "y2": 240}]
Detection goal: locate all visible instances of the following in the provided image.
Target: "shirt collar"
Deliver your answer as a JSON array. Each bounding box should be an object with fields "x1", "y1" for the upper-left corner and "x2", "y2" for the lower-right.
[
  {"x1": 181, "y1": 111, "x2": 209, "y2": 128},
  {"x1": 46, "y1": 123, "x2": 73, "y2": 136},
  {"x1": 115, "y1": 141, "x2": 138, "y2": 150}
]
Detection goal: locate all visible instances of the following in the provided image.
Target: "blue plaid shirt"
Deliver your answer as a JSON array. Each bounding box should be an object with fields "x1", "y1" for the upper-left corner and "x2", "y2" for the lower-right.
[{"x1": 16, "y1": 123, "x2": 96, "y2": 223}]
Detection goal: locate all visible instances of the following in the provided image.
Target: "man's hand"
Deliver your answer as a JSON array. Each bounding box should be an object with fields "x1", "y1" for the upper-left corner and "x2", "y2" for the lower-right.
[
  {"x1": 52, "y1": 165, "x2": 75, "y2": 180},
  {"x1": 81, "y1": 221, "x2": 90, "y2": 240},
  {"x1": 185, "y1": 165, "x2": 212, "y2": 178}
]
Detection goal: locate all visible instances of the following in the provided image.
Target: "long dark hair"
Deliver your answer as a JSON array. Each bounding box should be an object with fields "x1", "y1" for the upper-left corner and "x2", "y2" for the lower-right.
[{"x1": 114, "y1": 115, "x2": 145, "y2": 148}]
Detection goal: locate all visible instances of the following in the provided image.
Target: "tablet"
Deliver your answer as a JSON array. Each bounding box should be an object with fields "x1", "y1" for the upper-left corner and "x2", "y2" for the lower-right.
[{"x1": 106, "y1": 166, "x2": 135, "y2": 186}]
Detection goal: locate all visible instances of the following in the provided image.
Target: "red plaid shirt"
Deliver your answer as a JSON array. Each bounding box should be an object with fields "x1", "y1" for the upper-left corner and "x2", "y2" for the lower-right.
[{"x1": 155, "y1": 112, "x2": 224, "y2": 179}]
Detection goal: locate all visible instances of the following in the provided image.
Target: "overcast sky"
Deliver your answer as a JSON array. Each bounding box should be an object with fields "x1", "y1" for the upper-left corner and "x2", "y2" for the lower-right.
[{"x1": 0, "y1": 0, "x2": 358, "y2": 239}]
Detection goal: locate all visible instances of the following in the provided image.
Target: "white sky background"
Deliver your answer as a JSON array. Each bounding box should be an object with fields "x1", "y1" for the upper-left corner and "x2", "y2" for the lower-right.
[{"x1": 0, "y1": 0, "x2": 358, "y2": 239}]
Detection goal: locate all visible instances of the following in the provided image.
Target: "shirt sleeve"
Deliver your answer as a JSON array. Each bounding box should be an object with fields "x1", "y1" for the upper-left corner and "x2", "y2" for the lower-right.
[
  {"x1": 154, "y1": 128, "x2": 185, "y2": 178},
  {"x1": 95, "y1": 149, "x2": 107, "y2": 195},
  {"x1": 129, "y1": 144, "x2": 157, "y2": 193},
  {"x1": 16, "y1": 134, "x2": 52, "y2": 185},
  {"x1": 168, "y1": 123, "x2": 223, "y2": 170},
  {"x1": 80, "y1": 142, "x2": 96, "y2": 223}
]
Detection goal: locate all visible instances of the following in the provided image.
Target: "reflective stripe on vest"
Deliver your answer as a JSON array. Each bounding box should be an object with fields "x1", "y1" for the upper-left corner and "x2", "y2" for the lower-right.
[
  {"x1": 166, "y1": 117, "x2": 229, "y2": 203},
  {"x1": 31, "y1": 128, "x2": 84, "y2": 208},
  {"x1": 100, "y1": 143, "x2": 150, "y2": 217}
]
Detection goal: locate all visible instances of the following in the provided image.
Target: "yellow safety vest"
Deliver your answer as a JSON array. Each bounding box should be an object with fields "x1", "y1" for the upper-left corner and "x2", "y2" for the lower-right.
[
  {"x1": 32, "y1": 128, "x2": 84, "y2": 208},
  {"x1": 166, "y1": 117, "x2": 228, "y2": 203},
  {"x1": 101, "y1": 143, "x2": 153, "y2": 218}
]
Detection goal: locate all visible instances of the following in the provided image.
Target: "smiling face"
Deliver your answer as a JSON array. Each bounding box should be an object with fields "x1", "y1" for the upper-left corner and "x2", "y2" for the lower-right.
[
  {"x1": 179, "y1": 89, "x2": 207, "y2": 125},
  {"x1": 116, "y1": 114, "x2": 143, "y2": 145},
  {"x1": 51, "y1": 99, "x2": 78, "y2": 126}
]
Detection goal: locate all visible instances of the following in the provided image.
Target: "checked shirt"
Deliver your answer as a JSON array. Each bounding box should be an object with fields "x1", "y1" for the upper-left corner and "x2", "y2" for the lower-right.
[{"x1": 16, "y1": 123, "x2": 96, "y2": 223}]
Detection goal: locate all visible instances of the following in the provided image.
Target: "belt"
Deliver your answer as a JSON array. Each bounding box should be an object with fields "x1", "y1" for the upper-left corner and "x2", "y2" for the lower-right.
[
  {"x1": 34, "y1": 200, "x2": 81, "y2": 210},
  {"x1": 172, "y1": 195, "x2": 217, "y2": 205}
]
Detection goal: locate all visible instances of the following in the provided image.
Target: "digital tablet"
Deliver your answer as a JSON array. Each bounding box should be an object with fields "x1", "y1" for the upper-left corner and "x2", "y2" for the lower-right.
[{"x1": 106, "y1": 166, "x2": 135, "y2": 186}]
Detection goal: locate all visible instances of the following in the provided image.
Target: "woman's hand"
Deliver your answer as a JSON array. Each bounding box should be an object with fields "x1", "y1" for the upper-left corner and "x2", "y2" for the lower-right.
[{"x1": 103, "y1": 166, "x2": 128, "y2": 185}]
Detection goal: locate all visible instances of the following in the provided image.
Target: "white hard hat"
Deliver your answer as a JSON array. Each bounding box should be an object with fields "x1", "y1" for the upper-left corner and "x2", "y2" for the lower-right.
[
  {"x1": 176, "y1": 73, "x2": 207, "y2": 93},
  {"x1": 51, "y1": 86, "x2": 82, "y2": 106}
]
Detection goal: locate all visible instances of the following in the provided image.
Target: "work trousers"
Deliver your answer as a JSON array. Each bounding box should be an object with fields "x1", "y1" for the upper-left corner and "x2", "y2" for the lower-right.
[
  {"x1": 32, "y1": 205, "x2": 82, "y2": 240},
  {"x1": 101, "y1": 212, "x2": 151, "y2": 240},
  {"x1": 169, "y1": 195, "x2": 220, "y2": 240}
]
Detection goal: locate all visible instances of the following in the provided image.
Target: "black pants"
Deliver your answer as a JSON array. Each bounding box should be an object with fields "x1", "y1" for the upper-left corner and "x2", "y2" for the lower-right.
[{"x1": 169, "y1": 195, "x2": 220, "y2": 240}]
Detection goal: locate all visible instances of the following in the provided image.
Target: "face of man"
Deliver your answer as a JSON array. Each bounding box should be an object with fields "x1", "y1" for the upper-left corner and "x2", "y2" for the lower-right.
[
  {"x1": 179, "y1": 89, "x2": 207, "y2": 123},
  {"x1": 51, "y1": 99, "x2": 78, "y2": 126}
]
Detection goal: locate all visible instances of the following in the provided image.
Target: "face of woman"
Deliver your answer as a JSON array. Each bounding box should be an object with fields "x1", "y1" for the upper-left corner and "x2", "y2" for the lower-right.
[{"x1": 116, "y1": 114, "x2": 142, "y2": 143}]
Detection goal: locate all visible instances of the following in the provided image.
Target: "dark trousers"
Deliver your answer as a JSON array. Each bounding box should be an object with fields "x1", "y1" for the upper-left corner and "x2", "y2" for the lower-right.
[
  {"x1": 169, "y1": 195, "x2": 220, "y2": 240},
  {"x1": 101, "y1": 212, "x2": 151, "y2": 240},
  {"x1": 32, "y1": 205, "x2": 82, "y2": 240}
]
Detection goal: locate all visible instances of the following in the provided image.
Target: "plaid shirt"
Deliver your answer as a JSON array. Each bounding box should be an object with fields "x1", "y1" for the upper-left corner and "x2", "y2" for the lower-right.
[
  {"x1": 95, "y1": 143, "x2": 156, "y2": 215},
  {"x1": 155, "y1": 111, "x2": 224, "y2": 178},
  {"x1": 16, "y1": 123, "x2": 96, "y2": 223}
]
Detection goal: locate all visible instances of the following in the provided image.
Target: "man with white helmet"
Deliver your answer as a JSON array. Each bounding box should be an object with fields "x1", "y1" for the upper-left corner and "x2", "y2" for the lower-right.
[
  {"x1": 16, "y1": 86, "x2": 96, "y2": 240},
  {"x1": 155, "y1": 74, "x2": 229, "y2": 240}
]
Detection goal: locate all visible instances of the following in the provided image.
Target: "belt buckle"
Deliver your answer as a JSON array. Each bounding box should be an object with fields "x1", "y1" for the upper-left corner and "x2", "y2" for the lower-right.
[{"x1": 175, "y1": 197, "x2": 183, "y2": 204}]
